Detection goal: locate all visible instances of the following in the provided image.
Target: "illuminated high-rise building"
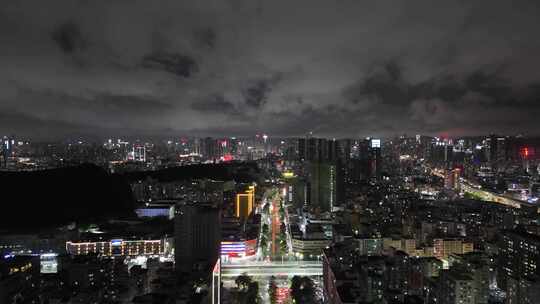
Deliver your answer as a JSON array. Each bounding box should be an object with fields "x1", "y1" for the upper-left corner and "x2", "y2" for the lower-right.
[
  {"x1": 2, "y1": 135, "x2": 14, "y2": 167},
  {"x1": 235, "y1": 185, "x2": 255, "y2": 219},
  {"x1": 202, "y1": 137, "x2": 219, "y2": 161},
  {"x1": 337, "y1": 139, "x2": 352, "y2": 161},
  {"x1": 297, "y1": 138, "x2": 307, "y2": 161},
  {"x1": 133, "y1": 144, "x2": 146, "y2": 162},
  {"x1": 369, "y1": 138, "x2": 382, "y2": 179},
  {"x1": 307, "y1": 162, "x2": 342, "y2": 212}
]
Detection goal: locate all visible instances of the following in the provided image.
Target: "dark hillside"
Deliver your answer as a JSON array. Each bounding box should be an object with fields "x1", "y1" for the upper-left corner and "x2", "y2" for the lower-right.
[{"x1": 0, "y1": 164, "x2": 135, "y2": 230}]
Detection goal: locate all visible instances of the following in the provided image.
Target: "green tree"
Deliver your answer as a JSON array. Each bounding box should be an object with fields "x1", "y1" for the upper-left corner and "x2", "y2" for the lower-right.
[
  {"x1": 290, "y1": 276, "x2": 316, "y2": 304},
  {"x1": 260, "y1": 235, "x2": 269, "y2": 257},
  {"x1": 280, "y1": 238, "x2": 288, "y2": 255},
  {"x1": 268, "y1": 276, "x2": 278, "y2": 304},
  {"x1": 246, "y1": 281, "x2": 260, "y2": 303},
  {"x1": 279, "y1": 207, "x2": 285, "y2": 219},
  {"x1": 290, "y1": 276, "x2": 302, "y2": 300},
  {"x1": 262, "y1": 223, "x2": 269, "y2": 235},
  {"x1": 235, "y1": 273, "x2": 252, "y2": 291},
  {"x1": 260, "y1": 234, "x2": 268, "y2": 247}
]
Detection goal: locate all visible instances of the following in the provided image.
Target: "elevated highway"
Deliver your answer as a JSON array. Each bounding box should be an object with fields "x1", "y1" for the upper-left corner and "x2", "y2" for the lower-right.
[{"x1": 221, "y1": 261, "x2": 323, "y2": 277}]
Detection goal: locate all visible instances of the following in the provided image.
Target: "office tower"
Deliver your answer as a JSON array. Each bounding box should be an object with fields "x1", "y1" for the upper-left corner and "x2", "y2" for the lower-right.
[
  {"x1": 133, "y1": 144, "x2": 146, "y2": 162},
  {"x1": 283, "y1": 141, "x2": 297, "y2": 164},
  {"x1": 445, "y1": 143, "x2": 454, "y2": 164},
  {"x1": 174, "y1": 202, "x2": 221, "y2": 273},
  {"x1": 337, "y1": 139, "x2": 352, "y2": 161},
  {"x1": 235, "y1": 185, "x2": 255, "y2": 219},
  {"x1": 297, "y1": 138, "x2": 307, "y2": 161},
  {"x1": 496, "y1": 137, "x2": 507, "y2": 162},
  {"x1": 2, "y1": 135, "x2": 14, "y2": 167},
  {"x1": 488, "y1": 135, "x2": 497, "y2": 164},
  {"x1": 304, "y1": 137, "x2": 330, "y2": 162},
  {"x1": 202, "y1": 137, "x2": 219, "y2": 161},
  {"x1": 289, "y1": 177, "x2": 308, "y2": 208},
  {"x1": 369, "y1": 138, "x2": 382, "y2": 179},
  {"x1": 229, "y1": 137, "x2": 238, "y2": 156},
  {"x1": 193, "y1": 137, "x2": 201, "y2": 155},
  {"x1": 306, "y1": 137, "x2": 318, "y2": 161},
  {"x1": 327, "y1": 139, "x2": 340, "y2": 162},
  {"x1": 486, "y1": 135, "x2": 508, "y2": 170},
  {"x1": 218, "y1": 138, "x2": 230, "y2": 159},
  {"x1": 307, "y1": 161, "x2": 341, "y2": 212},
  {"x1": 357, "y1": 139, "x2": 370, "y2": 160}
]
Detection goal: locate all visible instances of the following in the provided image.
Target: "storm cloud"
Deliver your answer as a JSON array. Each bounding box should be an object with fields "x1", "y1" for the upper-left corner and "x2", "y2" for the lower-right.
[{"x1": 1, "y1": 0, "x2": 540, "y2": 139}]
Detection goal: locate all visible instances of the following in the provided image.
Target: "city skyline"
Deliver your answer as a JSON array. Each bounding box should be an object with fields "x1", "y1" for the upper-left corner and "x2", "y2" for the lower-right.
[
  {"x1": 2, "y1": 1, "x2": 540, "y2": 303},
  {"x1": 2, "y1": 0, "x2": 540, "y2": 140}
]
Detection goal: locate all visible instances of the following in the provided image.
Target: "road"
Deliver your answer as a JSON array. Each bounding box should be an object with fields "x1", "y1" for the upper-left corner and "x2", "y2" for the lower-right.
[
  {"x1": 430, "y1": 167, "x2": 538, "y2": 211},
  {"x1": 221, "y1": 266, "x2": 323, "y2": 277},
  {"x1": 271, "y1": 191, "x2": 280, "y2": 257},
  {"x1": 219, "y1": 185, "x2": 323, "y2": 303}
]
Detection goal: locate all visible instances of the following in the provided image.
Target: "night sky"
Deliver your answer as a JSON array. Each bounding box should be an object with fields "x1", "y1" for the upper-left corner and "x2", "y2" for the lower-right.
[{"x1": 1, "y1": 0, "x2": 540, "y2": 140}]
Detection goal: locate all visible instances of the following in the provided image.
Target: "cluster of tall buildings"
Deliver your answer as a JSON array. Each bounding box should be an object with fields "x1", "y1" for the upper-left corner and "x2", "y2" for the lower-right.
[
  {"x1": 2, "y1": 132, "x2": 540, "y2": 303},
  {"x1": 283, "y1": 136, "x2": 383, "y2": 212}
]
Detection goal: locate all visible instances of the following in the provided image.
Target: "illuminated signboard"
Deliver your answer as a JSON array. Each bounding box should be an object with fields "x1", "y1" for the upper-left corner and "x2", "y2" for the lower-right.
[
  {"x1": 220, "y1": 239, "x2": 257, "y2": 257},
  {"x1": 111, "y1": 239, "x2": 123, "y2": 246},
  {"x1": 283, "y1": 171, "x2": 295, "y2": 178},
  {"x1": 371, "y1": 139, "x2": 381, "y2": 148},
  {"x1": 521, "y1": 147, "x2": 534, "y2": 158},
  {"x1": 245, "y1": 239, "x2": 257, "y2": 256},
  {"x1": 222, "y1": 154, "x2": 233, "y2": 162}
]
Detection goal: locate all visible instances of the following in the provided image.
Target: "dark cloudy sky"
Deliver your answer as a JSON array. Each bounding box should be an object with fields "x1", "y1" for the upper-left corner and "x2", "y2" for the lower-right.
[{"x1": 1, "y1": 0, "x2": 540, "y2": 140}]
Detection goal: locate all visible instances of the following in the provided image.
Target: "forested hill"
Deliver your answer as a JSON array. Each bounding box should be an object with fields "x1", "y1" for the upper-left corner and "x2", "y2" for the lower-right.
[
  {"x1": 0, "y1": 164, "x2": 135, "y2": 230},
  {"x1": 118, "y1": 161, "x2": 261, "y2": 183}
]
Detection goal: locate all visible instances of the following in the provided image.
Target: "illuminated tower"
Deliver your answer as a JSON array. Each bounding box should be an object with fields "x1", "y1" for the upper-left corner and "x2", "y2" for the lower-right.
[
  {"x1": 307, "y1": 162, "x2": 340, "y2": 212},
  {"x1": 369, "y1": 138, "x2": 382, "y2": 179},
  {"x1": 2, "y1": 135, "x2": 14, "y2": 167},
  {"x1": 235, "y1": 185, "x2": 255, "y2": 219},
  {"x1": 133, "y1": 145, "x2": 146, "y2": 162},
  {"x1": 203, "y1": 137, "x2": 219, "y2": 161}
]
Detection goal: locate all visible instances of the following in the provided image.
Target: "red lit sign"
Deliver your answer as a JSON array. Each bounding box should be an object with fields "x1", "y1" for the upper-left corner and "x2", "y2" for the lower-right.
[{"x1": 521, "y1": 147, "x2": 534, "y2": 158}]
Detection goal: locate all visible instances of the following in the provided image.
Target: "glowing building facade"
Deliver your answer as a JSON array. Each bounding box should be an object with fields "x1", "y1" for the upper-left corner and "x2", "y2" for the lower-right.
[
  {"x1": 235, "y1": 186, "x2": 255, "y2": 219},
  {"x1": 65, "y1": 239, "x2": 166, "y2": 257}
]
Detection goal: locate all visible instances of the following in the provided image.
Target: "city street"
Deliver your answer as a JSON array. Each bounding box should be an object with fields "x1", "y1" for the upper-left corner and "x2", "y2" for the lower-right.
[{"x1": 221, "y1": 184, "x2": 322, "y2": 303}]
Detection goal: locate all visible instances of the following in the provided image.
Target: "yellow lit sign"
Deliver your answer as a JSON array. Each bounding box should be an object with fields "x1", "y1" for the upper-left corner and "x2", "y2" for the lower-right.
[{"x1": 283, "y1": 171, "x2": 295, "y2": 178}]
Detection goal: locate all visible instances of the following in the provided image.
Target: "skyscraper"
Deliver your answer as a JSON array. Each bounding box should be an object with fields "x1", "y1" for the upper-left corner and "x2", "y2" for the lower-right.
[
  {"x1": 175, "y1": 202, "x2": 221, "y2": 274},
  {"x1": 369, "y1": 138, "x2": 382, "y2": 179},
  {"x1": 307, "y1": 161, "x2": 341, "y2": 212},
  {"x1": 133, "y1": 144, "x2": 146, "y2": 162},
  {"x1": 2, "y1": 135, "x2": 14, "y2": 167},
  {"x1": 337, "y1": 139, "x2": 352, "y2": 161},
  {"x1": 202, "y1": 137, "x2": 219, "y2": 161},
  {"x1": 297, "y1": 138, "x2": 307, "y2": 161}
]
